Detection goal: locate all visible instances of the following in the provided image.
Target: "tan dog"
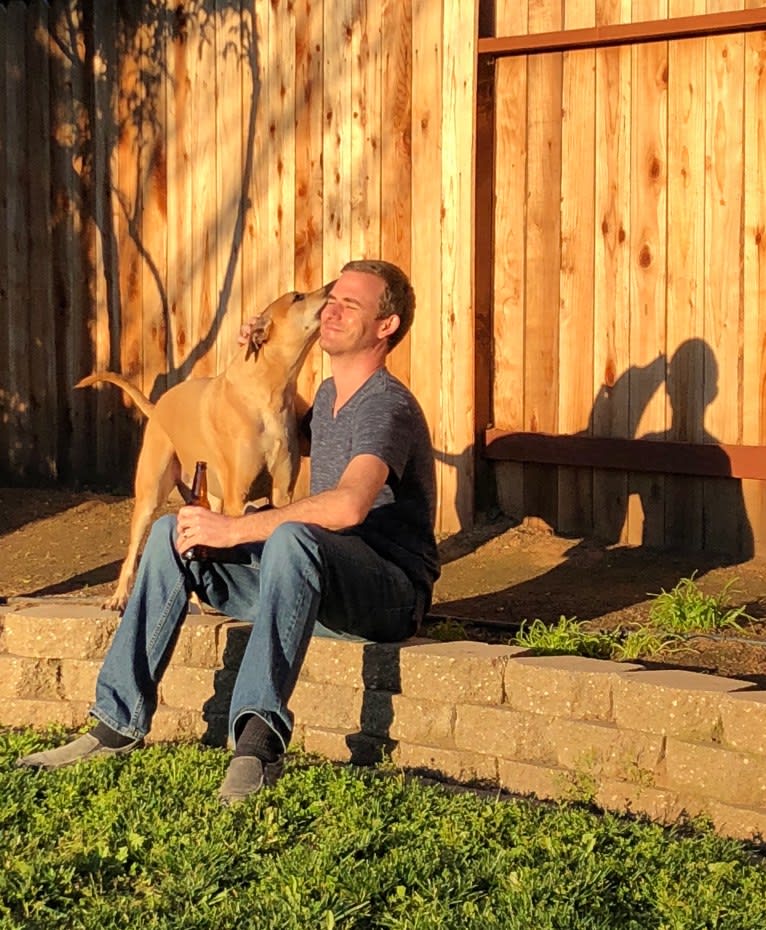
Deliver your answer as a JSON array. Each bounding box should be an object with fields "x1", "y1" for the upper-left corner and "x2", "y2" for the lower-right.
[{"x1": 77, "y1": 282, "x2": 333, "y2": 612}]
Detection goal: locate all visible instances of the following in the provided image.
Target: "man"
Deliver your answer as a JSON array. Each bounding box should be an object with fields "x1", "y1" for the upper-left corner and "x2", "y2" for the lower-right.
[{"x1": 19, "y1": 259, "x2": 440, "y2": 803}]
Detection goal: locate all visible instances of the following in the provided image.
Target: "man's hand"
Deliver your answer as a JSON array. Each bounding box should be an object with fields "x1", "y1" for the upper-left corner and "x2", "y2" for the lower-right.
[
  {"x1": 175, "y1": 506, "x2": 245, "y2": 556},
  {"x1": 237, "y1": 317, "x2": 260, "y2": 347}
]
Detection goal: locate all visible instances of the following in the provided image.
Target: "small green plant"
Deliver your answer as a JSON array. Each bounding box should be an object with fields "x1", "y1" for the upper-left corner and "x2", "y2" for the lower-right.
[
  {"x1": 647, "y1": 573, "x2": 752, "y2": 635},
  {"x1": 514, "y1": 615, "x2": 615, "y2": 659},
  {"x1": 428, "y1": 618, "x2": 468, "y2": 642},
  {"x1": 612, "y1": 626, "x2": 678, "y2": 661}
]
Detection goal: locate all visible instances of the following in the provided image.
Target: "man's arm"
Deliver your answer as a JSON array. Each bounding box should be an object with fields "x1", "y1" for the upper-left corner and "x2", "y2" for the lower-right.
[{"x1": 175, "y1": 454, "x2": 389, "y2": 553}]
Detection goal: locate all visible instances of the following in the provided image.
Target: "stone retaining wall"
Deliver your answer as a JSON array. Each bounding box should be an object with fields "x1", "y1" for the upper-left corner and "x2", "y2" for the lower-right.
[{"x1": 2, "y1": 598, "x2": 766, "y2": 842}]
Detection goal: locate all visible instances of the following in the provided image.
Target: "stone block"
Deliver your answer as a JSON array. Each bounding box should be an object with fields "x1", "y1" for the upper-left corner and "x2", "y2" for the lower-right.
[
  {"x1": 301, "y1": 636, "x2": 403, "y2": 691},
  {"x1": 0, "y1": 654, "x2": 62, "y2": 700},
  {"x1": 612, "y1": 669, "x2": 748, "y2": 742},
  {"x1": 300, "y1": 726, "x2": 393, "y2": 765},
  {"x1": 2, "y1": 605, "x2": 119, "y2": 659},
  {"x1": 59, "y1": 659, "x2": 101, "y2": 703},
  {"x1": 495, "y1": 757, "x2": 568, "y2": 802},
  {"x1": 455, "y1": 703, "x2": 557, "y2": 764},
  {"x1": 720, "y1": 690, "x2": 766, "y2": 756},
  {"x1": 595, "y1": 778, "x2": 685, "y2": 826},
  {"x1": 504, "y1": 655, "x2": 642, "y2": 721},
  {"x1": 290, "y1": 679, "x2": 363, "y2": 731},
  {"x1": 388, "y1": 693, "x2": 455, "y2": 746},
  {"x1": 159, "y1": 665, "x2": 219, "y2": 711},
  {"x1": 147, "y1": 706, "x2": 209, "y2": 744},
  {"x1": 701, "y1": 798, "x2": 766, "y2": 843},
  {"x1": 662, "y1": 737, "x2": 766, "y2": 808},
  {"x1": 173, "y1": 615, "x2": 229, "y2": 668},
  {"x1": 398, "y1": 641, "x2": 520, "y2": 704},
  {"x1": 0, "y1": 699, "x2": 89, "y2": 730},
  {"x1": 549, "y1": 718, "x2": 664, "y2": 783},
  {"x1": 393, "y1": 741, "x2": 498, "y2": 785}
]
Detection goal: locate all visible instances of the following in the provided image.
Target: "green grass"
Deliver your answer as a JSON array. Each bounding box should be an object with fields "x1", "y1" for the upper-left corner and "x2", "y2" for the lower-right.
[{"x1": 2, "y1": 728, "x2": 766, "y2": 929}]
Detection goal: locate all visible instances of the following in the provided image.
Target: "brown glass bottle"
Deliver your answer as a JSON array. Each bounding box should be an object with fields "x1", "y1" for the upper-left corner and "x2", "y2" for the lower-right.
[{"x1": 184, "y1": 460, "x2": 211, "y2": 560}]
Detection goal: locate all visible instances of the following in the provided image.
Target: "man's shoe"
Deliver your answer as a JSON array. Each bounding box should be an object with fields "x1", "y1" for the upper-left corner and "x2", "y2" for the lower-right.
[
  {"x1": 218, "y1": 755, "x2": 283, "y2": 805},
  {"x1": 16, "y1": 732, "x2": 142, "y2": 771}
]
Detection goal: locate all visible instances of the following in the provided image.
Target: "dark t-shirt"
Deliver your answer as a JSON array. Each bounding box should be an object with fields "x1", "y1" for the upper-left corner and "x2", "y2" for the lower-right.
[{"x1": 307, "y1": 368, "x2": 440, "y2": 599}]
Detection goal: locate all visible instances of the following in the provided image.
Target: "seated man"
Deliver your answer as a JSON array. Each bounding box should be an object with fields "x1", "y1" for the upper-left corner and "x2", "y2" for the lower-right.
[{"x1": 19, "y1": 259, "x2": 440, "y2": 804}]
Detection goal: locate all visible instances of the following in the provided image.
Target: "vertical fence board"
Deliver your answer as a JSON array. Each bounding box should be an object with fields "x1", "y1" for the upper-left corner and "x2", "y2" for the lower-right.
[
  {"x1": 113, "y1": 5, "x2": 145, "y2": 481},
  {"x1": 439, "y1": 0, "x2": 476, "y2": 531},
  {"x1": 410, "y1": 0, "x2": 443, "y2": 521},
  {"x1": 189, "y1": 5, "x2": 217, "y2": 379},
  {"x1": 293, "y1": 0, "x2": 325, "y2": 499},
  {"x1": 381, "y1": 0, "x2": 412, "y2": 385},
  {"x1": 269, "y1": 0, "x2": 296, "y2": 297},
  {"x1": 0, "y1": 6, "x2": 7, "y2": 475},
  {"x1": 666, "y1": 7, "x2": 706, "y2": 548},
  {"x1": 166, "y1": 2, "x2": 194, "y2": 382},
  {"x1": 140, "y1": 15, "x2": 169, "y2": 403},
  {"x1": 322, "y1": 0, "x2": 353, "y2": 330},
  {"x1": 91, "y1": 0, "x2": 121, "y2": 476},
  {"x1": 49, "y1": 2, "x2": 88, "y2": 479},
  {"x1": 216, "y1": 1, "x2": 245, "y2": 368},
  {"x1": 5, "y1": 2, "x2": 30, "y2": 476},
  {"x1": 742, "y1": 22, "x2": 766, "y2": 547},
  {"x1": 558, "y1": 0, "x2": 596, "y2": 535},
  {"x1": 704, "y1": 25, "x2": 746, "y2": 553},
  {"x1": 627, "y1": 19, "x2": 667, "y2": 546},
  {"x1": 524, "y1": 43, "x2": 562, "y2": 529},
  {"x1": 351, "y1": 0, "x2": 382, "y2": 263},
  {"x1": 491, "y1": 1, "x2": 527, "y2": 521},
  {"x1": 592, "y1": 0, "x2": 632, "y2": 544},
  {"x1": 27, "y1": 2, "x2": 55, "y2": 477}
]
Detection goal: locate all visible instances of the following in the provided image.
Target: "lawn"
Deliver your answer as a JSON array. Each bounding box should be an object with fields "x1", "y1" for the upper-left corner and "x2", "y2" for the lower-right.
[{"x1": 2, "y1": 728, "x2": 765, "y2": 929}]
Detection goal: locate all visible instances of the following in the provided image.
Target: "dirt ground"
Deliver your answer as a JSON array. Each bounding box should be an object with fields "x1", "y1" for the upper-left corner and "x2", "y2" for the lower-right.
[{"x1": 2, "y1": 486, "x2": 766, "y2": 685}]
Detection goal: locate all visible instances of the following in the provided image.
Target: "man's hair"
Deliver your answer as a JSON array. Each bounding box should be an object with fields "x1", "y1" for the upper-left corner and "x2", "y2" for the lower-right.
[{"x1": 341, "y1": 259, "x2": 415, "y2": 350}]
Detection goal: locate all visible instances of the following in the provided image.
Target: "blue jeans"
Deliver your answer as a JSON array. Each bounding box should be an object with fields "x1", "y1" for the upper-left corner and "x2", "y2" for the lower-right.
[{"x1": 92, "y1": 515, "x2": 421, "y2": 751}]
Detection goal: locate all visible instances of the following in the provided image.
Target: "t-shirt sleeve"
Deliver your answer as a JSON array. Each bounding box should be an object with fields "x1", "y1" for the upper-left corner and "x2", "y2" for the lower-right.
[{"x1": 350, "y1": 393, "x2": 412, "y2": 481}]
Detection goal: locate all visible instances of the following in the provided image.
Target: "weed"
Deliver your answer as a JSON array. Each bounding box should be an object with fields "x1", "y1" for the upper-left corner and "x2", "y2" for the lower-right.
[
  {"x1": 428, "y1": 618, "x2": 468, "y2": 642},
  {"x1": 648, "y1": 572, "x2": 752, "y2": 635},
  {"x1": 515, "y1": 615, "x2": 615, "y2": 659},
  {"x1": 612, "y1": 626, "x2": 678, "y2": 661}
]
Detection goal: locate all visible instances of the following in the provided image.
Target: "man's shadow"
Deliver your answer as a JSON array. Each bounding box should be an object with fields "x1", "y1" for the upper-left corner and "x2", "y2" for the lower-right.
[{"x1": 437, "y1": 338, "x2": 756, "y2": 626}]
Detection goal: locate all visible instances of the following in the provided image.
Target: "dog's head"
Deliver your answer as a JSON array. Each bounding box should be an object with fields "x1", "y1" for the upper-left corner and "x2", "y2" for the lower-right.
[{"x1": 244, "y1": 281, "x2": 335, "y2": 362}]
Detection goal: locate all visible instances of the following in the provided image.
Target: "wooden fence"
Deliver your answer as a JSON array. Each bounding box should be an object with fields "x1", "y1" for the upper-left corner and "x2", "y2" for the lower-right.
[
  {"x1": 478, "y1": 0, "x2": 766, "y2": 557},
  {"x1": 0, "y1": 0, "x2": 476, "y2": 534},
  {"x1": 3, "y1": 0, "x2": 766, "y2": 555}
]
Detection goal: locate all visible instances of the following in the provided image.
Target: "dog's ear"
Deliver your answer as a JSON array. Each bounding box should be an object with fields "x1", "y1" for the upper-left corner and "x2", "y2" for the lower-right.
[{"x1": 245, "y1": 312, "x2": 273, "y2": 360}]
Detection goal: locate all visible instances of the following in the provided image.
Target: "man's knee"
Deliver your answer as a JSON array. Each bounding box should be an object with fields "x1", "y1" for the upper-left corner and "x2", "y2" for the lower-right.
[
  {"x1": 145, "y1": 513, "x2": 177, "y2": 552},
  {"x1": 262, "y1": 521, "x2": 321, "y2": 573}
]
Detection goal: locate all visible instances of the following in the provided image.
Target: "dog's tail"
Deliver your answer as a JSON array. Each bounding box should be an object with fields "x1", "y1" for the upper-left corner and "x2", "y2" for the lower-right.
[{"x1": 75, "y1": 372, "x2": 155, "y2": 419}]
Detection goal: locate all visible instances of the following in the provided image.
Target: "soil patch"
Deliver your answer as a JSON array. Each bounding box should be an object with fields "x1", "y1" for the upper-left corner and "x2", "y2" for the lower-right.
[{"x1": 2, "y1": 487, "x2": 766, "y2": 684}]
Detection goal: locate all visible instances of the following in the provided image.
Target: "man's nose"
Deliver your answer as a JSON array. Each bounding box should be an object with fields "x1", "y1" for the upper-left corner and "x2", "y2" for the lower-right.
[{"x1": 321, "y1": 303, "x2": 340, "y2": 320}]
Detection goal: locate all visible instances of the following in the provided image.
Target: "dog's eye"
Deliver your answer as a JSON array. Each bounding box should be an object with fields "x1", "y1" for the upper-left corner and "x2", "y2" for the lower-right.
[{"x1": 292, "y1": 292, "x2": 306, "y2": 303}]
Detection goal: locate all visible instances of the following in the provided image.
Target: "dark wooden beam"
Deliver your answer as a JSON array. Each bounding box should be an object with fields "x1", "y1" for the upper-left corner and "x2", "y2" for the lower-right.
[
  {"x1": 478, "y1": 9, "x2": 766, "y2": 58},
  {"x1": 484, "y1": 429, "x2": 766, "y2": 481}
]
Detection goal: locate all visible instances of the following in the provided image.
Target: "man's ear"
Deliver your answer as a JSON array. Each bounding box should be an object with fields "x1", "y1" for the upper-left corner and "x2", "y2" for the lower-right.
[
  {"x1": 245, "y1": 312, "x2": 273, "y2": 360},
  {"x1": 378, "y1": 314, "x2": 400, "y2": 340}
]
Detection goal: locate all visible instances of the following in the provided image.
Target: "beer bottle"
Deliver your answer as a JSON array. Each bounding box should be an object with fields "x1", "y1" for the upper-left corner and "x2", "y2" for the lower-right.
[{"x1": 184, "y1": 460, "x2": 211, "y2": 560}]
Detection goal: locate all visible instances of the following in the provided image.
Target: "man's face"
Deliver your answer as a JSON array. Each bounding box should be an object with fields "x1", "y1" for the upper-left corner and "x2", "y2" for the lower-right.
[{"x1": 319, "y1": 270, "x2": 391, "y2": 357}]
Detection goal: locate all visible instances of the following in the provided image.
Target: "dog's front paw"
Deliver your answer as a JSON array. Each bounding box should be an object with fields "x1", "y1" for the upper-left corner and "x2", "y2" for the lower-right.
[{"x1": 101, "y1": 591, "x2": 128, "y2": 614}]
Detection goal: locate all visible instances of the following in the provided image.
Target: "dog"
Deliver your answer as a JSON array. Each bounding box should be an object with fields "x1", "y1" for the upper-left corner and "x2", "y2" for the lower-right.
[{"x1": 77, "y1": 281, "x2": 333, "y2": 612}]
